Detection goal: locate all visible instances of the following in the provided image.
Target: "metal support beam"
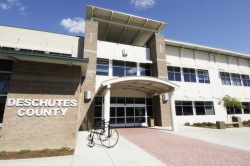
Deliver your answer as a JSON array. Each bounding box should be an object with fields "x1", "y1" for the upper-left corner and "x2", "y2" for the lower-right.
[
  {"x1": 118, "y1": 16, "x2": 131, "y2": 43},
  {"x1": 179, "y1": 46, "x2": 184, "y2": 59},
  {"x1": 5, "y1": 56, "x2": 19, "y2": 61},
  {"x1": 132, "y1": 19, "x2": 148, "y2": 45},
  {"x1": 92, "y1": 17, "x2": 158, "y2": 33},
  {"x1": 104, "y1": 12, "x2": 114, "y2": 41},
  {"x1": 193, "y1": 49, "x2": 199, "y2": 60}
]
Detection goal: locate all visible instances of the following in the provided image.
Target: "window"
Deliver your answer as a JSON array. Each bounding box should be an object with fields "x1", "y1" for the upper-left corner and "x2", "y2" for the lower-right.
[
  {"x1": 0, "y1": 97, "x2": 6, "y2": 123},
  {"x1": 226, "y1": 105, "x2": 242, "y2": 114},
  {"x1": 125, "y1": 62, "x2": 137, "y2": 76},
  {"x1": 241, "y1": 75, "x2": 250, "y2": 87},
  {"x1": 94, "y1": 97, "x2": 103, "y2": 126},
  {"x1": 96, "y1": 58, "x2": 109, "y2": 76},
  {"x1": 0, "y1": 60, "x2": 13, "y2": 124},
  {"x1": 197, "y1": 70, "x2": 210, "y2": 84},
  {"x1": 175, "y1": 101, "x2": 193, "y2": 116},
  {"x1": 140, "y1": 63, "x2": 151, "y2": 76},
  {"x1": 231, "y1": 73, "x2": 241, "y2": 86},
  {"x1": 113, "y1": 60, "x2": 137, "y2": 77},
  {"x1": 0, "y1": 73, "x2": 11, "y2": 95},
  {"x1": 220, "y1": 72, "x2": 231, "y2": 85},
  {"x1": 195, "y1": 101, "x2": 215, "y2": 115},
  {"x1": 146, "y1": 98, "x2": 153, "y2": 118},
  {"x1": 167, "y1": 66, "x2": 181, "y2": 81},
  {"x1": 183, "y1": 68, "x2": 196, "y2": 82},
  {"x1": 242, "y1": 102, "x2": 250, "y2": 114}
]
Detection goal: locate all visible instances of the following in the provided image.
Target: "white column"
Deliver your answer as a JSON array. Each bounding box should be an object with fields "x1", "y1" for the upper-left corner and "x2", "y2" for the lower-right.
[
  {"x1": 169, "y1": 91, "x2": 177, "y2": 131},
  {"x1": 104, "y1": 85, "x2": 111, "y2": 123}
]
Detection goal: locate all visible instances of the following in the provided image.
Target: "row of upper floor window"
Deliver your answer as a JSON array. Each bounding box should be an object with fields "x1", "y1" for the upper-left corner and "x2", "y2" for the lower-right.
[
  {"x1": 168, "y1": 66, "x2": 250, "y2": 87},
  {"x1": 96, "y1": 58, "x2": 151, "y2": 77},
  {"x1": 219, "y1": 72, "x2": 250, "y2": 87},
  {"x1": 96, "y1": 59, "x2": 250, "y2": 87}
]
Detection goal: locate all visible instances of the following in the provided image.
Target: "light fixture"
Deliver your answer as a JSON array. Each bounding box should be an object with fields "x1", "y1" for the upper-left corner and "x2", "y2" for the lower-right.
[
  {"x1": 218, "y1": 98, "x2": 222, "y2": 105},
  {"x1": 122, "y1": 49, "x2": 128, "y2": 57},
  {"x1": 85, "y1": 91, "x2": 92, "y2": 100},
  {"x1": 163, "y1": 93, "x2": 169, "y2": 102}
]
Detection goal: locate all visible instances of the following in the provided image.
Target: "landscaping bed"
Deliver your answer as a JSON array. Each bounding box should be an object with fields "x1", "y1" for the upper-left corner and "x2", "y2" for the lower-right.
[
  {"x1": 243, "y1": 121, "x2": 250, "y2": 127},
  {"x1": 184, "y1": 122, "x2": 216, "y2": 128},
  {"x1": 0, "y1": 147, "x2": 74, "y2": 160}
]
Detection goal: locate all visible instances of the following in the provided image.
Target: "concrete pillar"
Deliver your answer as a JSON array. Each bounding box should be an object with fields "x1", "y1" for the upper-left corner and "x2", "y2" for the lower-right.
[
  {"x1": 104, "y1": 85, "x2": 111, "y2": 123},
  {"x1": 169, "y1": 91, "x2": 177, "y2": 131}
]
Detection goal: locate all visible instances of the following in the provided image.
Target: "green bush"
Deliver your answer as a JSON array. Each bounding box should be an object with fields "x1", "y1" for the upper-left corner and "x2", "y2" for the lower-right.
[
  {"x1": 243, "y1": 121, "x2": 248, "y2": 124},
  {"x1": 60, "y1": 147, "x2": 70, "y2": 151},
  {"x1": 202, "y1": 122, "x2": 208, "y2": 126},
  {"x1": 0, "y1": 150, "x2": 6, "y2": 155},
  {"x1": 41, "y1": 148, "x2": 49, "y2": 153},
  {"x1": 207, "y1": 122, "x2": 215, "y2": 126},
  {"x1": 184, "y1": 122, "x2": 190, "y2": 126},
  {"x1": 196, "y1": 123, "x2": 202, "y2": 127},
  {"x1": 18, "y1": 149, "x2": 30, "y2": 154},
  {"x1": 50, "y1": 150, "x2": 55, "y2": 154}
]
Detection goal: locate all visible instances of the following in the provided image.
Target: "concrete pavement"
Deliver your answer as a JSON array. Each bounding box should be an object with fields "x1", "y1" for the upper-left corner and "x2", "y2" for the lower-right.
[
  {"x1": 157, "y1": 125, "x2": 250, "y2": 152},
  {"x1": 0, "y1": 131, "x2": 165, "y2": 166}
]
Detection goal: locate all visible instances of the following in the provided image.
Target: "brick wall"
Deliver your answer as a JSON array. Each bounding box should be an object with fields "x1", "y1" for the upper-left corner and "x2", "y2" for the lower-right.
[
  {"x1": 79, "y1": 21, "x2": 98, "y2": 130},
  {"x1": 147, "y1": 34, "x2": 172, "y2": 126},
  {"x1": 0, "y1": 61, "x2": 81, "y2": 151}
]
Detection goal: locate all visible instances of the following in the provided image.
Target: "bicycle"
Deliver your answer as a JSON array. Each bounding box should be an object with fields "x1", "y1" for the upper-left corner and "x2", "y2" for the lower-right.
[{"x1": 87, "y1": 120, "x2": 119, "y2": 148}]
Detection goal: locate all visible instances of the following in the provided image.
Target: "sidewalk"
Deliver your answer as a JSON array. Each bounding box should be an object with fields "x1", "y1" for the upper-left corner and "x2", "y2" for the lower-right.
[{"x1": 0, "y1": 131, "x2": 166, "y2": 166}]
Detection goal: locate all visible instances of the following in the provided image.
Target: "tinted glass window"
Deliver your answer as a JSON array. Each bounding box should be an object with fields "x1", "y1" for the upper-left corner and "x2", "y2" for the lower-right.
[
  {"x1": 0, "y1": 96, "x2": 6, "y2": 123},
  {"x1": 0, "y1": 73, "x2": 11, "y2": 95},
  {"x1": 140, "y1": 64, "x2": 151, "y2": 76},
  {"x1": 96, "y1": 59, "x2": 109, "y2": 76},
  {"x1": 167, "y1": 66, "x2": 181, "y2": 81}
]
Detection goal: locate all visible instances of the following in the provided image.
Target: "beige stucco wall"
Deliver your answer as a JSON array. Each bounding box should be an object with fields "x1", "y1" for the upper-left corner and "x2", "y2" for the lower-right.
[{"x1": 0, "y1": 25, "x2": 84, "y2": 58}]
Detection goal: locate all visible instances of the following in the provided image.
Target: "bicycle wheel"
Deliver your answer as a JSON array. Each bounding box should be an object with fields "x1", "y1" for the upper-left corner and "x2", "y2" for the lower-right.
[{"x1": 99, "y1": 128, "x2": 119, "y2": 148}]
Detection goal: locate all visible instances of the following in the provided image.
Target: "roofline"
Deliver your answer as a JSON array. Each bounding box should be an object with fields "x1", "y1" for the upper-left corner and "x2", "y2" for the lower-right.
[
  {"x1": 165, "y1": 39, "x2": 250, "y2": 59},
  {"x1": 0, "y1": 50, "x2": 89, "y2": 64},
  {"x1": 0, "y1": 24, "x2": 85, "y2": 38},
  {"x1": 87, "y1": 5, "x2": 167, "y2": 26}
]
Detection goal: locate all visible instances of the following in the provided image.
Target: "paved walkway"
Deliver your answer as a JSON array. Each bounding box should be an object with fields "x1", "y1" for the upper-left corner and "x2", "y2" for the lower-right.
[
  {"x1": 118, "y1": 127, "x2": 250, "y2": 166},
  {"x1": 0, "y1": 131, "x2": 165, "y2": 166},
  {"x1": 163, "y1": 126, "x2": 250, "y2": 152}
]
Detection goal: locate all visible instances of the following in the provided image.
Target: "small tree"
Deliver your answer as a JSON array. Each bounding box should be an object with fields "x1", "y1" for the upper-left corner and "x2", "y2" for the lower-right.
[{"x1": 222, "y1": 95, "x2": 246, "y2": 122}]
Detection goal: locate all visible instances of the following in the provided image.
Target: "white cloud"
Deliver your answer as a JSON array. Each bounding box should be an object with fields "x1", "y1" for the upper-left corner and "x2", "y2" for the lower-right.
[
  {"x1": 131, "y1": 0, "x2": 156, "y2": 9},
  {"x1": 0, "y1": 0, "x2": 27, "y2": 15},
  {"x1": 1, "y1": 3, "x2": 11, "y2": 10},
  {"x1": 60, "y1": 17, "x2": 85, "y2": 34}
]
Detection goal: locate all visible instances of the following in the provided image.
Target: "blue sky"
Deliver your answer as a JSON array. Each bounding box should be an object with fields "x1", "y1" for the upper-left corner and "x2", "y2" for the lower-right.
[{"x1": 0, "y1": 0, "x2": 250, "y2": 54}]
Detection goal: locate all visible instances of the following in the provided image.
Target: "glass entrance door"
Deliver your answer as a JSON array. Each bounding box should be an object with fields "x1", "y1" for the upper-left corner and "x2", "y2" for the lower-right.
[{"x1": 110, "y1": 105, "x2": 147, "y2": 127}]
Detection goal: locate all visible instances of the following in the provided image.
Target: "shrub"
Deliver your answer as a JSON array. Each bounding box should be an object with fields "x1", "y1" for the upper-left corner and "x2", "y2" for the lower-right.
[
  {"x1": 184, "y1": 122, "x2": 190, "y2": 126},
  {"x1": 207, "y1": 122, "x2": 215, "y2": 126},
  {"x1": 196, "y1": 123, "x2": 202, "y2": 127},
  {"x1": 243, "y1": 121, "x2": 248, "y2": 125},
  {"x1": 18, "y1": 149, "x2": 30, "y2": 154},
  {"x1": 60, "y1": 147, "x2": 70, "y2": 151},
  {"x1": 50, "y1": 150, "x2": 55, "y2": 154},
  {"x1": 0, "y1": 150, "x2": 5, "y2": 155},
  {"x1": 41, "y1": 148, "x2": 49, "y2": 153},
  {"x1": 202, "y1": 122, "x2": 208, "y2": 126},
  {"x1": 61, "y1": 147, "x2": 70, "y2": 156}
]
